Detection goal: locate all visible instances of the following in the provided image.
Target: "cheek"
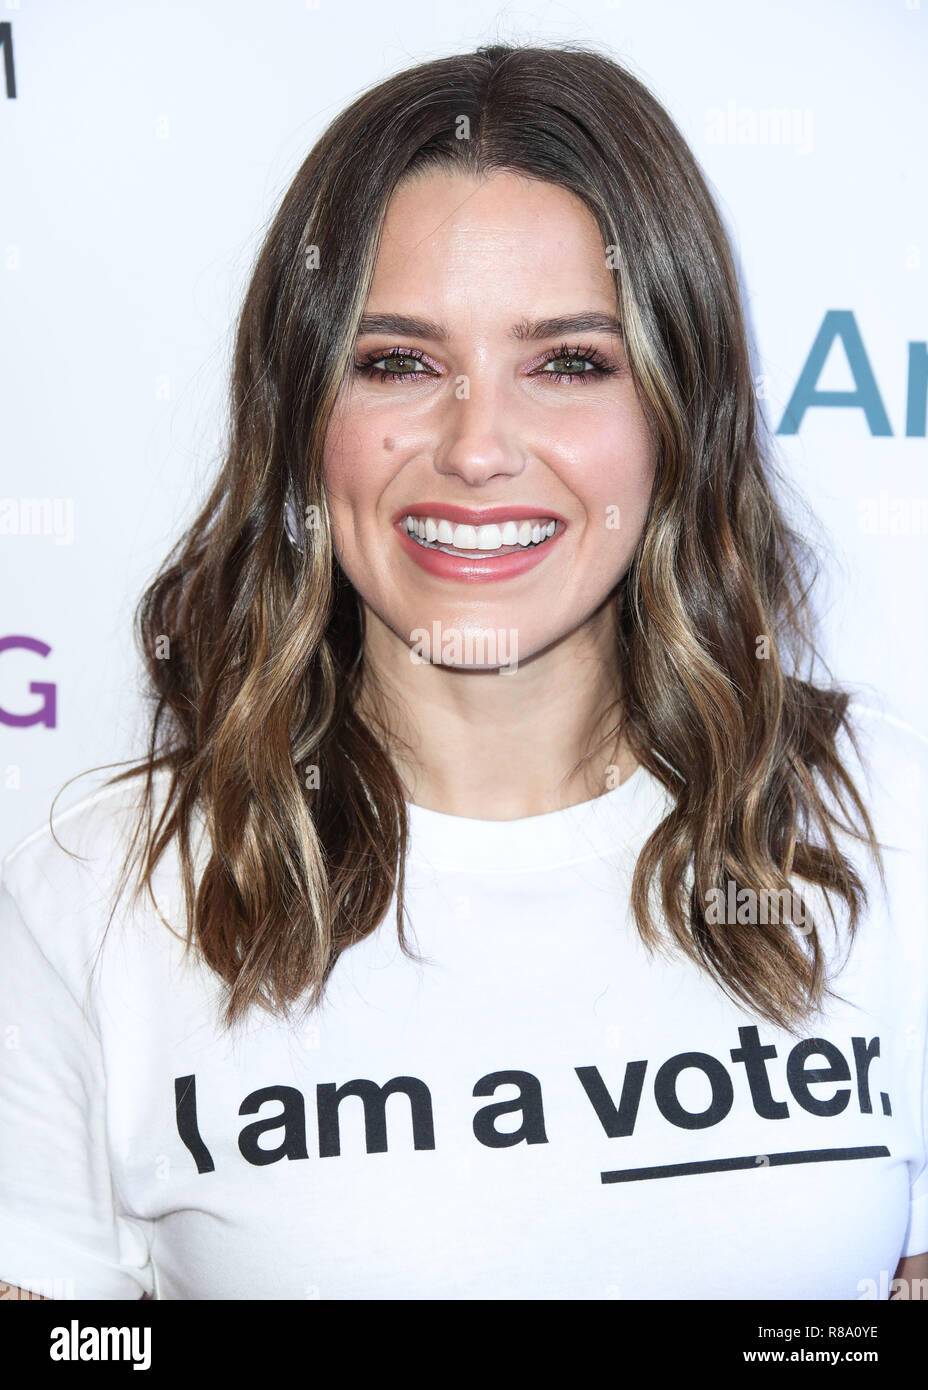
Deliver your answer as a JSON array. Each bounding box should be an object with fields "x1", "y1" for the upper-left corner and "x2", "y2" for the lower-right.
[
  {"x1": 321, "y1": 409, "x2": 406, "y2": 585},
  {"x1": 322, "y1": 409, "x2": 388, "y2": 519},
  {"x1": 562, "y1": 408, "x2": 656, "y2": 530},
  {"x1": 323, "y1": 410, "x2": 362, "y2": 489}
]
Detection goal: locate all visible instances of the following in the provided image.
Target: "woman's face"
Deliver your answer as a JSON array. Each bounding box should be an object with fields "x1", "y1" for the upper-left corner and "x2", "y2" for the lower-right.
[{"x1": 322, "y1": 168, "x2": 656, "y2": 670}]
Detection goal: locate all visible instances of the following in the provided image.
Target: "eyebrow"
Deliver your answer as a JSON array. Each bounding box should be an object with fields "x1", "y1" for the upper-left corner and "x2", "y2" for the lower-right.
[{"x1": 355, "y1": 312, "x2": 624, "y2": 342}]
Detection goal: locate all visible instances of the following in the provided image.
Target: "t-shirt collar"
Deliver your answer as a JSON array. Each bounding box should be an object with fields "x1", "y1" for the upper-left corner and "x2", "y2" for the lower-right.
[{"x1": 404, "y1": 762, "x2": 670, "y2": 873}]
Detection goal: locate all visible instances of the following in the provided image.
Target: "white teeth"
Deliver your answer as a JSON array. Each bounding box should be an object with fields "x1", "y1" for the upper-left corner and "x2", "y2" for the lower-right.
[
  {"x1": 402, "y1": 514, "x2": 559, "y2": 554},
  {"x1": 452, "y1": 524, "x2": 478, "y2": 550}
]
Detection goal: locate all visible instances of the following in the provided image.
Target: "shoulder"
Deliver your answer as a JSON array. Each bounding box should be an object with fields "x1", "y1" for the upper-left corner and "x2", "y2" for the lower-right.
[
  {"x1": 834, "y1": 693, "x2": 928, "y2": 859},
  {"x1": 817, "y1": 692, "x2": 928, "y2": 984},
  {"x1": 1, "y1": 769, "x2": 164, "y2": 891},
  {"x1": 0, "y1": 767, "x2": 178, "y2": 979}
]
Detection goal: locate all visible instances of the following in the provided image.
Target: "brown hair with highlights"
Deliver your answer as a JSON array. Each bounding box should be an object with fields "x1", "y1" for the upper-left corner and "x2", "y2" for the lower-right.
[{"x1": 68, "y1": 42, "x2": 883, "y2": 1036}]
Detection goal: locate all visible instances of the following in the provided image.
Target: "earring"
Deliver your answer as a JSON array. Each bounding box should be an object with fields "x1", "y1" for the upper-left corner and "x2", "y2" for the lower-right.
[{"x1": 283, "y1": 484, "x2": 305, "y2": 552}]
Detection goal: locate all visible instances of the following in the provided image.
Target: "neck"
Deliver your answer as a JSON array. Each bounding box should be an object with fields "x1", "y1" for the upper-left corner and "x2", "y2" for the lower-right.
[{"x1": 354, "y1": 599, "x2": 636, "y2": 820}]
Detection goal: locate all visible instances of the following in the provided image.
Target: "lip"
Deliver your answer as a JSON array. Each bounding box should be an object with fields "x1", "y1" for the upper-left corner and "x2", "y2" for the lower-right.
[
  {"x1": 393, "y1": 516, "x2": 565, "y2": 583},
  {"x1": 390, "y1": 503, "x2": 568, "y2": 527}
]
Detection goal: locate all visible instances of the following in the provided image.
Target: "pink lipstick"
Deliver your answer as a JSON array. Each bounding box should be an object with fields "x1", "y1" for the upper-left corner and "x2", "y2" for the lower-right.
[{"x1": 391, "y1": 503, "x2": 566, "y2": 584}]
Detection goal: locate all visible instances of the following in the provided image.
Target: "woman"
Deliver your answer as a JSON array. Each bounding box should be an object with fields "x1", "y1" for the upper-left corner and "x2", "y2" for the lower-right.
[{"x1": 1, "y1": 42, "x2": 925, "y2": 1301}]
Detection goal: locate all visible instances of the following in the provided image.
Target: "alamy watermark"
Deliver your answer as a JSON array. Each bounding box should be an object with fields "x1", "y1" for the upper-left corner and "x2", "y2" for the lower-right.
[
  {"x1": 705, "y1": 880, "x2": 812, "y2": 933},
  {"x1": 409, "y1": 621, "x2": 519, "y2": 673},
  {"x1": 0, "y1": 497, "x2": 74, "y2": 545},
  {"x1": 705, "y1": 101, "x2": 814, "y2": 155}
]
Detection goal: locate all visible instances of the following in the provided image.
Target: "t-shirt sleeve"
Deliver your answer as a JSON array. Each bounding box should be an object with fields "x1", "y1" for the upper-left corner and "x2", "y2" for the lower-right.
[
  {"x1": 849, "y1": 702, "x2": 928, "y2": 1261},
  {"x1": 0, "y1": 877, "x2": 153, "y2": 1299},
  {"x1": 902, "y1": 839, "x2": 928, "y2": 1258},
  {"x1": 904, "y1": 1027, "x2": 928, "y2": 1257}
]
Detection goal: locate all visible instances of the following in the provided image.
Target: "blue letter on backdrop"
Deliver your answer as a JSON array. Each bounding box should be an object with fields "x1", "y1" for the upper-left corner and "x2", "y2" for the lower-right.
[{"x1": 777, "y1": 310, "x2": 893, "y2": 436}]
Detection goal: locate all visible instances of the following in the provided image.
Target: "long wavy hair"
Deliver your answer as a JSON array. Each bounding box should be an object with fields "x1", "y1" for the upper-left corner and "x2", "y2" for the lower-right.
[{"x1": 72, "y1": 41, "x2": 884, "y2": 1036}]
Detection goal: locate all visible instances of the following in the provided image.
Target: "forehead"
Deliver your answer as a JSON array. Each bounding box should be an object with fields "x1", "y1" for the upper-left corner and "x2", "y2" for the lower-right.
[{"x1": 367, "y1": 169, "x2": 615, "y2": 311}]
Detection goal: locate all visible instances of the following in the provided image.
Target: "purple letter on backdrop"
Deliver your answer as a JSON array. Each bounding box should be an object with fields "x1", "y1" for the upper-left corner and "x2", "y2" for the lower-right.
[{"x1": 0, "y1": 635, "x2": 56, "y2": 728}]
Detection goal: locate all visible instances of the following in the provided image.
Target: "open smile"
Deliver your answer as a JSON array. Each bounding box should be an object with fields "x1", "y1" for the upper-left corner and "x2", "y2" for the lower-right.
[
  {"x1": 392, "y1": 507, "x2": 566, "y2": 583},
  {"x1": 402, "y1": 514, "x2": 560, "y2": 558}
]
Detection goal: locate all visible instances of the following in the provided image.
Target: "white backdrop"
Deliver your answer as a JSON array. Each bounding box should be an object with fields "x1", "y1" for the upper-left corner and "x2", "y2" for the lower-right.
[{"x1": 1, "y1": 0, "x2": 926, "y2": 853}]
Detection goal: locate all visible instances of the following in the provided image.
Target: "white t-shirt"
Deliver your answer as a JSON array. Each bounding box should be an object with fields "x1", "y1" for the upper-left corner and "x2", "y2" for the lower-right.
[{"x1": 0, "y1": 700, "x2": 926, "y2": 1301}]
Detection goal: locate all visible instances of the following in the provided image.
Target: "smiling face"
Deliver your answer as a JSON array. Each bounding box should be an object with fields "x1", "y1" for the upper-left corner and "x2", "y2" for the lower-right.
[{"x1": 322, "y1": 168, "x2": 657, "y2": 670}]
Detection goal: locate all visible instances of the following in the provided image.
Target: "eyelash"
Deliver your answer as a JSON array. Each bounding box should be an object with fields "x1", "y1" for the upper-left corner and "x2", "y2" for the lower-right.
[{"x1": 352, "y1": 342, "x2": 618, "y2": 386}]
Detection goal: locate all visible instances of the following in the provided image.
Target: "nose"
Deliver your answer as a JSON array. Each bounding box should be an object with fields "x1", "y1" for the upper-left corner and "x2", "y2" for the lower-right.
[{"x1": 431, "y1": 377, "x2": 528, "y2": 487}]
